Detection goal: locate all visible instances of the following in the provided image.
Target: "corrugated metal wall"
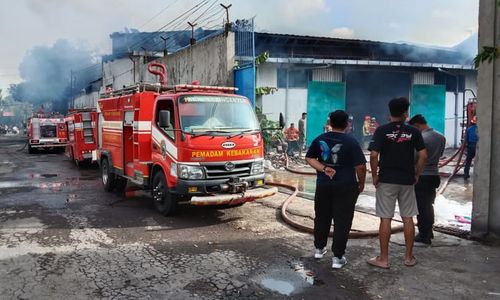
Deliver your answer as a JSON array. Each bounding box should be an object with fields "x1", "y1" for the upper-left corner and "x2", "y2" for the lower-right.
[
  {"x1": 413, "y1": 72, "x2": 435, "y2": 85},
  {"x1": 312, "y1": 68, "x2": 343, "y2": 82}
]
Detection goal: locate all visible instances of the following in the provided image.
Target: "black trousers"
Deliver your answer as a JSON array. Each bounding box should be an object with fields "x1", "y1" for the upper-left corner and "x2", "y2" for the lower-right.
[
  {"x1": 464, "y1": 144, "x2": 477, "y2": 178},
  {"x1": 415, "y1": 175, "x2": 441, "y2": 238},
  {"x1": 314, "y1": 183, "x2": 359, "y2": 258}
]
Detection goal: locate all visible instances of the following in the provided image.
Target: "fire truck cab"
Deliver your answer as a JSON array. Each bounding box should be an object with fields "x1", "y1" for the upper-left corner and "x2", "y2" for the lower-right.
[
  {"x1": 97, "y1": 80, "x2": 276, "y2": 215},
  {"x1": 65, "y1": 109, "x2": 98, "y2": 165},
  {"x1": 27, "y1": 115, "x2": 68, "y2": 153}
]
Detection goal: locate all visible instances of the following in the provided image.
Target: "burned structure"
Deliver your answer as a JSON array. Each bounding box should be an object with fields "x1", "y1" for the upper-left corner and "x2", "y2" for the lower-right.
[{"x1": 250, "y1": 33, "x2": 477, "y2": 147}]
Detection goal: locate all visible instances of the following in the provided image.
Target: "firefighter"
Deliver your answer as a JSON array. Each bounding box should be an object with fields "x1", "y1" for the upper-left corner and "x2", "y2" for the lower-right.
[
  {"x1": 464, "y1": 117, "x2": 478, "y2": 180},
  {"x1": 362, "y1": 115, "x2": 372, "y2": 149},
  {"x1": 284, "y1": 123, "x2": 300, "y2": 156}
]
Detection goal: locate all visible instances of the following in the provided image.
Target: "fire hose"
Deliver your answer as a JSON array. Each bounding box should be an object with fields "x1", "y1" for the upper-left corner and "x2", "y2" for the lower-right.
[
  {"x1": 437, "y1": 144, "x2": 466, "y2": 195},
  {"x1": 265, "y1": 182, "x2": 404, "y2": 238},
  {"x1": 283, "y1": 145, "x2": 467, "y2": 195}
]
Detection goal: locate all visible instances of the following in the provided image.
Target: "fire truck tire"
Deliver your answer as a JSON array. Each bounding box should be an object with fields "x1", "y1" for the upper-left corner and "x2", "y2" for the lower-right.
[
  {"x1": 152, "y1": 172, "x2": 178, "y2": 216},
  {"x1": 115, "y1": 177, "x2": 127, "y2": 193},
  {"x1": 101, "y1": 158, "x2": 116, "y2": 192},
  {"x1": 28, "y1": 144, "x2": 35, "y2": 154}
]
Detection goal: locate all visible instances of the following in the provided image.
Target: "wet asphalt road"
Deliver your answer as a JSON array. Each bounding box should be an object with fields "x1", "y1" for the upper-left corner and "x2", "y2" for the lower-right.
[{"x1": 0, "y1": 136, "x2": 368, "y2": 300}]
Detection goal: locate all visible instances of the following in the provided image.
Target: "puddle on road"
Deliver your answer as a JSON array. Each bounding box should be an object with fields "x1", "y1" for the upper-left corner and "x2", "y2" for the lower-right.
[
  {"x1": 291, "y1": 261, "x2": 323, "y2": 286},
  {"x1": 259, "y1": 261, "x2": 321, "y2": 296},
  {"x1": 265, "y1": 171, "x2": 316, "y2": 194},
  {"x1": 0, "y1": 181, "x2": 64, "y2": 191},
  {"x1": 261, "y1": 278, "x2": 295, "y2": 296},
  {"x1": 29, "y1": 174, "x2": 58, "y2": 178}
]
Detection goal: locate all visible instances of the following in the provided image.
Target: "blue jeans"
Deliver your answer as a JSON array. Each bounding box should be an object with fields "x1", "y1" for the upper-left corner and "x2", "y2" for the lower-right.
[{"x1": 464, "y1": 143, "x2": 476, "y2": 178}]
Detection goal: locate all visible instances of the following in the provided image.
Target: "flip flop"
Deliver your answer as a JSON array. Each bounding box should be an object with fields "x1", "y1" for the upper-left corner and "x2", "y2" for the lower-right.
[
  {"x1": 367, "y1": 256, "x2": 390, "y2": 269},
  {"x1": 404, "y1": 256, "x2": 417, "y2": 267}
]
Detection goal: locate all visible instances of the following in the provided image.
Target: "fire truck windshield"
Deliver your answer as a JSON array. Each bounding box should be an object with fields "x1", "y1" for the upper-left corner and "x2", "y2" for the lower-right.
[{"x1": 179, "y1": 95, "x2": 260, "y2": 134}]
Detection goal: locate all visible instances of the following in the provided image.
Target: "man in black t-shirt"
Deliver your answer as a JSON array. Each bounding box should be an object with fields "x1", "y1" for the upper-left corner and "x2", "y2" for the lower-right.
[
  {"x1": 367, "y1": 97, "x2": 427, "y2": 269},
  {"x1": 306, "y1": 110, "x2": 367, "y2": 269}
]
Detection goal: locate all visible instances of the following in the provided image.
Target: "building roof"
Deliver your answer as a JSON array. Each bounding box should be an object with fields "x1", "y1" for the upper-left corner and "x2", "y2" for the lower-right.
[{"x1": 246, "y1": 32, "x2": 473, "y2": 66}]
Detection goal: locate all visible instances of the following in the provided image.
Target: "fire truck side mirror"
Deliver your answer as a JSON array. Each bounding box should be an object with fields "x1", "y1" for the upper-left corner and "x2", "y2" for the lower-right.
[{"x1": 159, "y1": 110, "x2": 171, "y2": 129}]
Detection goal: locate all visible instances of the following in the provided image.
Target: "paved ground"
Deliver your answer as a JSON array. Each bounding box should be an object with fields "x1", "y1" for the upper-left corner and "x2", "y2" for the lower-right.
[{"x1": 1, "y1": 136, "x2": 499, "y2": 300}]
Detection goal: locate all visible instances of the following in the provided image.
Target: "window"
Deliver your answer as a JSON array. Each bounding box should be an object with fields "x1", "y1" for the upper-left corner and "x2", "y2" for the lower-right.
[{"x1": 156, "y1": 99, "x2": 176, "y2": 141}]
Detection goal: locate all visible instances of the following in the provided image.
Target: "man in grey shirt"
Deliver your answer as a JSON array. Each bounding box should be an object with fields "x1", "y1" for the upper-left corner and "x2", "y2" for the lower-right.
[
  {"x1": 409, "y1": 115, "x2": 446, "y2": 245},
  {"x1": 298, "y1": 112, "x2": 307, "y2": 155}
]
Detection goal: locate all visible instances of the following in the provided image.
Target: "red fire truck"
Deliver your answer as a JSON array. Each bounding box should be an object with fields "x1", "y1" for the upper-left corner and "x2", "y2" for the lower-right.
[
  {"x1": 65, "y1": 109, "x2": 98, "y2": 165},
  {"x1": 97, "y1": 64, "x2": 276, "y2": 215},
  {"x1": 27, "y1": 114, "x2": 68, "y2": 153}
]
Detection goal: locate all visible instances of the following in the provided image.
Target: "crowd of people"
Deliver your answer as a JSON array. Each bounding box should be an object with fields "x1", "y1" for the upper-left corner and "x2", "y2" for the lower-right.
[
  {"x1": 304, "y1": 97, "x2": 461, "y2": 270},
  {"x1": 0, "y1": 124, "x2": 20, "y2": 135}
]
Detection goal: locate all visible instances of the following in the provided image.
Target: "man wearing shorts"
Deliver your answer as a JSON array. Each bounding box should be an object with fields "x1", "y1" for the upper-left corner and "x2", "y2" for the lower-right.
[{"x1": 368, "y1": 97, "x2": 427, "y2": 268}]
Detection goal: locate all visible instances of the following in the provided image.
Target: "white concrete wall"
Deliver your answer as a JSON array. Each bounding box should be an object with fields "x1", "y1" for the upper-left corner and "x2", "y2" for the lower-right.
[
  {"x1": 445, "y1": 92, "x2": 462, "y2": 148},
  {"x1": 163, "y1": 32, "x2": 235, "y2": 86},
  {"x1": 102, "y1": 56, "x2": 161, "y2": 90},
  {"x1": 103, "y1": 58, "x2": 134, "y2": 90},
  {"x1": 444, "y1": 73, "x2": 477, "y2": 148},
  {"x1": 73, "y1": 91, "x2": 99, "y2": 109},
  {"x1": 257, "y1": 64, "x2": 277, "y2": 87},
  {"x1": 261, "y1": 88, "x2": 307, "y2": 126}
]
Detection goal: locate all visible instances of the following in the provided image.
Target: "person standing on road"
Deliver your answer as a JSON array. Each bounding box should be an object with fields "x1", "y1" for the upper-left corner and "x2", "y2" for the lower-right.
[
  {"x1": 367, "y1": 97, "x2": 427, "y2": 269},
  {"x1": 409, "y1": 115, "x2": 446, "y2": 245},
  {"x1": 284, "y1": 123, "x2": 299, "y2": 156},
  {"x1": 298, "y1": 112, "x2": 307, "y2": 156},
  {"x1": 463, "y1": 118, "x2": 478, "y2": 180},
  {"x1": 306, "y1": 110, "x2": 367, "y2": 269}
]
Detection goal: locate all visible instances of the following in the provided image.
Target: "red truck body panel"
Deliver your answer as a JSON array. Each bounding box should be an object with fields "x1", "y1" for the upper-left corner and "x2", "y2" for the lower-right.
[{"x1": 65, "y1": 109, "x2": 98, "y2": 163}]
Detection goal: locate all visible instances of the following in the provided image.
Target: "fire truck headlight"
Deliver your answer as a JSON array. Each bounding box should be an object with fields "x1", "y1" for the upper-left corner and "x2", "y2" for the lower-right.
[
  {"x1": 251, "y1": 161, "x2": 264, "y2": 175},
  {"x1": 178, "y1": 165, "x2": 205, "y2": 180}
]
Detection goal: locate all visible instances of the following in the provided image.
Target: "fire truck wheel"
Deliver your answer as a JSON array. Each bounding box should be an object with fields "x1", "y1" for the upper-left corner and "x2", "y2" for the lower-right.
[
  {"x1": 152, "y1": 172, "x2": 178, "y2": 216},
  {"x1": 28, "y1": 144, "x2": 35, "y2": 154},
  {"x1": 101, "y1": 158, "x2": 116, "y2": 192}
]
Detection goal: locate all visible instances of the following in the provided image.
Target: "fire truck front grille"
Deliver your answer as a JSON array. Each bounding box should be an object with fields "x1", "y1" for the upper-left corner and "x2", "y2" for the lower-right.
[
  {"x1": 203, "y1": 162, "x2": 252, "y2": 179},
  {"x1": 40, "y1": 125, "x2": 57, "y2": 138}
]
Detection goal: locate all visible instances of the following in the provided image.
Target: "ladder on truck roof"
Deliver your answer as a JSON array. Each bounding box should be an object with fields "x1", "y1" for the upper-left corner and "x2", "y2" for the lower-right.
[{"x1": 100, "y1": 83, "x2": 239, "y2": 98}]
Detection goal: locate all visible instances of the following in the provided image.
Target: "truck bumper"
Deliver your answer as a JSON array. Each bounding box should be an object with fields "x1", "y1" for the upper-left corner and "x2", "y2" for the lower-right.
[
  {"x1": 190, "y1": 186, "x2": 278, "y2": 206},
  {"x1": 31, "y1": 143, "x2": 68, "y2": 148}
]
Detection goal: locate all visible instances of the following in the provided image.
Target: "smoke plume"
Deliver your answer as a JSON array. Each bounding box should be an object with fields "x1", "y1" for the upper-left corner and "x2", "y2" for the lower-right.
[{"x1": 9, "y1": 39, "x2": 99, "y2": 113}]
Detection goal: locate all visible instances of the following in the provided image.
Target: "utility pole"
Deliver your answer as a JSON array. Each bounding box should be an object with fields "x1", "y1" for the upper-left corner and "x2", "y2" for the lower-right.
[
  {"x1": 220, "y1": 3, "x2": 232, "y2": 32},
  {"x1": 188, "y1": 22, "x2": 197, "y2": 46},
  {"x1": 70, "y1": 70, "x2": 74, "y2": 109},
  {"x1": 160, "y1": 35, "x2": 169, "y2": 57}
]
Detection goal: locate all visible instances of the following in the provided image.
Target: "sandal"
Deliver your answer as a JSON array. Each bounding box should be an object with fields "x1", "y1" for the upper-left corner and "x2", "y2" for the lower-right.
[
  {"x1": 404, "y1": 256, "x2": 417, "y2": 267},
  {"x1": 367, "y1": 256, "x2": 390, "y2": 269}
]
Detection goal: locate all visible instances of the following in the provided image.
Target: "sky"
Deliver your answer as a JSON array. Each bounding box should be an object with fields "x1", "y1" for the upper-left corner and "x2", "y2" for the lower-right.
[{"x1": 0, "y1": 0, "x2": 479, "y2": 94}]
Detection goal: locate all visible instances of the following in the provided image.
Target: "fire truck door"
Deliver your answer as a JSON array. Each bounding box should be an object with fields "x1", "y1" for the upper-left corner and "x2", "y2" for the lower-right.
[{"x1": 123, "y1": 111, "x2": 134, "y2": 177}]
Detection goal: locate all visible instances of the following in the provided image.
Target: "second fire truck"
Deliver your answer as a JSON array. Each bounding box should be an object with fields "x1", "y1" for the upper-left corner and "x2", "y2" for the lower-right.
[{"x1": 65, "y1": 109, "x2": 98, "y2": 165}]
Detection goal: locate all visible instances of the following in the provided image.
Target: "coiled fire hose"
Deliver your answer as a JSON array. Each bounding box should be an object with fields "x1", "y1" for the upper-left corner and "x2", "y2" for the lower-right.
[{"x1": 265, "y1": 182, "x2": 404, "y2": 238}]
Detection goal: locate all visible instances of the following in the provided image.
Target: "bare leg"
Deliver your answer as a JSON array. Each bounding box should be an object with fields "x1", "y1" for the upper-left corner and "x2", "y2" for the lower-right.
[
  {"x1": 402, "y1": 217, "x2": 415, "y2": 260},
  {"x1": 378, "y1": 218, "x2": 392, "y2": 263}
]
